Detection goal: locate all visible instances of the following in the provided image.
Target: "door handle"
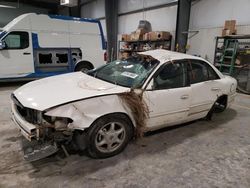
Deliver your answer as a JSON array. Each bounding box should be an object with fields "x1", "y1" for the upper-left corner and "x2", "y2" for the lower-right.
[
  {"x1": 211, "y1": 87, "x2": 221, "y2": 91},
  {"x1": 181, "y1": 95, "x2": 189, "y2": 99},
  {"x1": 23, "y1": 52, "x2": 31, "y2": 55}
]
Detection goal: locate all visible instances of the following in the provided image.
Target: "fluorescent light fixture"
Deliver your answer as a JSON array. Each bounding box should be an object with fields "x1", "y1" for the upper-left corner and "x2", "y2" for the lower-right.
[
  {"x1": 0, "y1": 0, "x2": 19, "y2": 9},
  {"x1": 0, "y1": 4, "x2": 16, "y2": 8},
  {"x1": 60, "y1": 0, "x2": 77, "y2": 7}
]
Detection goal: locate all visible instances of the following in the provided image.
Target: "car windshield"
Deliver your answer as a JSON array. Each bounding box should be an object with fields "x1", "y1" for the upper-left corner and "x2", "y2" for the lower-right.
[{"x1": 88, "y1": 56, "x2": 159, "y2": 88}]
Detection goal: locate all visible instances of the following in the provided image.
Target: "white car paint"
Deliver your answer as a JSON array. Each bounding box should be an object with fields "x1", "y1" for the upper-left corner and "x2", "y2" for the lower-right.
[
  {"x1": 11, "y1": 49, "x2": 237, "y2": 141},
  {"x1": 13, "y1": 72, "x2": 129, "y2": 111},
  {"x1": 144, "y1": 87, "x2": 191, "y2": 129}
]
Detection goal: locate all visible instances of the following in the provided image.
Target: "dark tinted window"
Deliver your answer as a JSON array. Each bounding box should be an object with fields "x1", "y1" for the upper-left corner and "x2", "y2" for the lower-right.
[
  {"x1": 4, "y1": 32, "x2": 29, "y2": 49},
  {"x1": 153, "y1": 61, "x2": 186, "y2": 90},
  {"x1": 188, "y1": 60, "x2": 219, "y2": 84}
]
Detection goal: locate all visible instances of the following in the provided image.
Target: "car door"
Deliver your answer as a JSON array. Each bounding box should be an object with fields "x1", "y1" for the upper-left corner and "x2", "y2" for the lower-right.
[
  {"x1": 187, "y1": 59, "x2": 222, "y2": 119},
  {"x1": 0, "y1": 31, "x2": 34, "y2": 78},
  {"x1": 143, "y1": 60, "x2": 191, "y2": 130}
]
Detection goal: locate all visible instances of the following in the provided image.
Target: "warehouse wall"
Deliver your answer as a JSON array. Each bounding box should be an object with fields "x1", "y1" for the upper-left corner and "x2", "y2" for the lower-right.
[
  {"x1": 118, "y1": 6, "x2": 177, "y2": 35},
  {"x1": 57, "y1": 6, "x2": 70, "y2": 16},
  {"x1": 81, "y1": 0, "x2": 105, "y2": 18},
  {"x1": 81, "y1": 0, "x2": 106, "y2": 37},
  {"x1": 0, "y1": 2, "x2": 48, "y2": 28},
  {"x1": 80, "y1": 0, "x2": 177, "y2": 49},
  {"x1": 118, "y1": 0, "x2": 177, "y2": 34},
  {"x1": 187, "y1": 0, "x2": 250, "y2": 62}
]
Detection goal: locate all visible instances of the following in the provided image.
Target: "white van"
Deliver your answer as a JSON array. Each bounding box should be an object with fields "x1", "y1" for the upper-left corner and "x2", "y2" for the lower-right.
[{"x1": 0, "y1": 13, "x2": 106, "y2": 81}]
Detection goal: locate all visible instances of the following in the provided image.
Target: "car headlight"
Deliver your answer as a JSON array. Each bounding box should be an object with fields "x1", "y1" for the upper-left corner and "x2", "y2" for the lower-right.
[{"x1": 43, "y1": 115, "x2": 72, "y2": 130}]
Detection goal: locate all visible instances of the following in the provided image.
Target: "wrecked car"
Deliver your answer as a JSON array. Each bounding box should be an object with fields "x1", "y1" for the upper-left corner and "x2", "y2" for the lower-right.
[{"x1": 11, "y1": 49, "x2": 237, "y2": 161}]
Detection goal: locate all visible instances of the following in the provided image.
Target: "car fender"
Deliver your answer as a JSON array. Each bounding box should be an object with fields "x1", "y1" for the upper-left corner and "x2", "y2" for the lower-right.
[
  {"x1": 218, "y1": 75, "x2": 237, "y2": 95},
  {"x1": 45, "y1": 94, "x2": 136, "y2": 130}
]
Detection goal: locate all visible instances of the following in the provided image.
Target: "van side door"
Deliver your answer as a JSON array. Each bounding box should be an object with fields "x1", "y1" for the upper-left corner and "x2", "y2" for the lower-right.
[{"x1": 0, "y1": 31, "x2": 34, "y2": 78}]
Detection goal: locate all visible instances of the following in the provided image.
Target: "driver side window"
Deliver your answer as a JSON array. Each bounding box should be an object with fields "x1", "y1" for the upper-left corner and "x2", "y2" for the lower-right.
[
  {"x1": 153, "y1": 61, "x2": 187, "y2": 90},
  {"x1": 3, "y1": 31, "x2": 29, "y2": 49}
]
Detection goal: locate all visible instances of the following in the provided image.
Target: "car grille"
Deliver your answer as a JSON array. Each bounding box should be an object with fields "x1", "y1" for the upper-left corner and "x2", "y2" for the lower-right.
[{"x1": 11, "y1": 94, "x2": 39, "y2": 124}]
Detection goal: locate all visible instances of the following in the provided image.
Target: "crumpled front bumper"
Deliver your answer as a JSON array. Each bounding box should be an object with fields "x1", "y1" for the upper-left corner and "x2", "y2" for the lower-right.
[{"x1": 11, "y1": 101, "x2": 38, "y2": 141}]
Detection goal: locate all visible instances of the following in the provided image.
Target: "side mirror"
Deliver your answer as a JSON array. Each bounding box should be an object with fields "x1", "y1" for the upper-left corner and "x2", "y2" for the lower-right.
[{"x1": 0, "y1": 40, "x2": 6, "y2": 50}]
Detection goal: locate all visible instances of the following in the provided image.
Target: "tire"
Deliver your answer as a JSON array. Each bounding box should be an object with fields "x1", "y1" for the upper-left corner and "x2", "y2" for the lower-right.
[
  {"x1": 75, "y1": 62, "x2": 93, "y2": 73},
  {"x1": 87, "y1": 114, "x2": 133, "y2": 159},
  {"x1": 205, "y1": 96, "x2": 227, "y2": 120},
  {"x1": 214, "y1": 96, "x2": 227, "y2": 113}
]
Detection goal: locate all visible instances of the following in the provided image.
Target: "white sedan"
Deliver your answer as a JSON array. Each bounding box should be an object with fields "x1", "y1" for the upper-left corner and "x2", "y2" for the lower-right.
[{"x1": 11, "y1": 49, "x2": 237, "y2": 161}]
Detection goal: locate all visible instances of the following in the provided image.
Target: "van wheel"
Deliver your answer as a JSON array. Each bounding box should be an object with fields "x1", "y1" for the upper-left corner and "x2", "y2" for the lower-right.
[
  {"x1": 87, "y1": 114, "x2": 133, "y2": 159},
  {"x1": 75, "y1": 62, "x2": 93, "y2": 73}
]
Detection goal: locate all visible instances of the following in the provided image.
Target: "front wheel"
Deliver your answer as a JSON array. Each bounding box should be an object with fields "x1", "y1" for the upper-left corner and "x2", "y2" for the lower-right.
[{"x1": 87, "y1": 114, "x2": 133, "y2": 158}]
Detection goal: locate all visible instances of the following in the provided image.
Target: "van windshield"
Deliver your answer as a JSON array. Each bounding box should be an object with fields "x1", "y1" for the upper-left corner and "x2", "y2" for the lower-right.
[{"x1": 88, "y1": 56, "x2": 159, "y2": 88}]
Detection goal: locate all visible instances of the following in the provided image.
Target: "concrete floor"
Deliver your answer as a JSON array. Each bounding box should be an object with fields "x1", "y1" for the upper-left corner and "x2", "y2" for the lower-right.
[{"x1": 0, "y1": 82, "x2": 250, "y2": 188}]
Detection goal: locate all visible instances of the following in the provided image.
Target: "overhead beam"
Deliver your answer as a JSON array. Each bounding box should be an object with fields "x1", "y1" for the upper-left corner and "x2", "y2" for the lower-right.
[
  {"x1": 175, "y1": 0, "x2": 192, "y2": 53},
  {"x1": 105, "y1": 0, "x2": 118, "y2": 62}
]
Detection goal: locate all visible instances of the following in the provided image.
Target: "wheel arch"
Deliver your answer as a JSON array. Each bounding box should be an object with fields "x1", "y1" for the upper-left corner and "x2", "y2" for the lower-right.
[
  {"x1": 45, "y1": 95, "x2": 136, "y2": 132},
  {"x1": 213, "y1": 94, "x2": 228, "y2": 113},
  {"x1": 88, "y1": 112, "x2": 135, "y2": 133},
  {"x1": 216, "y1": 94, "x2": 228, "y2": 106},
  {"x1": 74, "y1": 60, "x2": 94, "y2": 71}
]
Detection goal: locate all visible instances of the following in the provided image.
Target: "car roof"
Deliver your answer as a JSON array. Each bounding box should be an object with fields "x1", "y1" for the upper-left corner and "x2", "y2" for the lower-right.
[{"x1": 138, "y1": 49, "x2": 204, "y2": 64}]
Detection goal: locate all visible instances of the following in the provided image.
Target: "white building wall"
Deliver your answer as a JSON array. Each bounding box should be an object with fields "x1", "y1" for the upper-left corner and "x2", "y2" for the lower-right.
[
  {"x1": 187, "y1": 0, "x2": 250, "y2": 62},
  {"x1": 118, "y1": 6, "x2": 177, "y2": 34},
  {"x1": 81, "y1": 0, "x2": 106, "y2": 38},
  {"x1": 0, "y1": 2, "x2": 48, "y2": 28},
  {"x1": 81, "y1": 0, "x2": 105, "y2": 18},
  {"x1": 118, "y1": 0, "x2": 177, "y2": 14},
  {"x1": 80, "y1": 0, "x2": 177, "y2": 47}
]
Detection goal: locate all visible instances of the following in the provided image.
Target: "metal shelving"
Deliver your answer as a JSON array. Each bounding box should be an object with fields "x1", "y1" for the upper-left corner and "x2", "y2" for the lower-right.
[
  {"x1": 214, "y1": 35, "x2": 250, "y2": 94},
  {"x1": 118, "y1": 37, "x2": 172, "y2": 55}
]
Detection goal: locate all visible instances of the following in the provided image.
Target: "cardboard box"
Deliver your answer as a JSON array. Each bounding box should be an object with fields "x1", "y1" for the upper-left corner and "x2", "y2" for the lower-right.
[
  {"x1": 136, "y1": 28, "x2": 147, "y2": 35},
  {"x1": 119, "y1": 52, "x2": 130, "y2": 59},
  {"x1": 130, "y1": 32, "x2": 143, "y2": 41},
  {"x1": 149, "y1": 31, "x2": 171, "y2": 41},
  {"x1": 222, "y1": 29, "x2": 237, "y2": 36},
  {"x1": 121, "y1": 34, "x2": 130, "y2": 41},
  {"x1": 143, "y1": 33, "x2": 150, "y2": 41},
  {"x1": 224, "y1": 20, "x2": 236, "y2": 30}
]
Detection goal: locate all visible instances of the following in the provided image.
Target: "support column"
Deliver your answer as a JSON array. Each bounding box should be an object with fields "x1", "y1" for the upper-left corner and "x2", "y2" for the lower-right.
[
  {"x1": 175, "y1": 0, "x2": 192, "y2": 53},
  {"x1": 105, "y1": 0, "x2": 118, "y2": 62}
]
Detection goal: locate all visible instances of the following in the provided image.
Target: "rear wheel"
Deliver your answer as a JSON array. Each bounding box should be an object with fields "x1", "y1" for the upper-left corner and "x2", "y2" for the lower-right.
[
  {"x1": 87, "y1": 114, "x2": 133, "y2": 158},
  {"x1": 206, "y1": 96, "x2": 227, "y2": 120},
  {"x1": 214, "y1": 96, "x2": 227, "y2": 113}
]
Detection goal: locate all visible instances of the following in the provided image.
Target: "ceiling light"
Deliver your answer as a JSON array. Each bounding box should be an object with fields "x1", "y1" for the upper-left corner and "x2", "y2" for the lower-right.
[{"x1": 0, "y1": 5, "x2": 16, "y2": 8}]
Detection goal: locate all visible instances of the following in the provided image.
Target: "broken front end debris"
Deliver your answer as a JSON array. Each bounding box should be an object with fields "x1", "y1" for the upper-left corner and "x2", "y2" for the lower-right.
[{"x1": 11, "y1": 94, "x2": 85, "y2": 162}]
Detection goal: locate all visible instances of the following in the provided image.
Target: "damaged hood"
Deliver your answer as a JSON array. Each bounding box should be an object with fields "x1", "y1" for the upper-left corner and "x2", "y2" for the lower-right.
[{"x1": 13, "y1": 72, "x2": 129, "y2": 111}]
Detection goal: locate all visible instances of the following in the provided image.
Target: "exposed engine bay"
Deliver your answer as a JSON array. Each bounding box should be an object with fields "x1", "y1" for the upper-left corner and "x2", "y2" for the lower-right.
[{"x1": 11, "y1": 94, "x2": 88, "y2": 161}]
